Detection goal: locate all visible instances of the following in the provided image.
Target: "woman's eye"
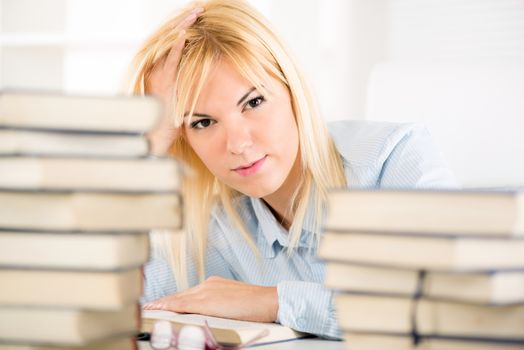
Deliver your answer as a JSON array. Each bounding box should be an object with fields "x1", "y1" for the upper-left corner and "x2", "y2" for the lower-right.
[
  {"x1": 190, "y1": 119, "x2": 215, "y2": 129},
  {"x1": 245, "y1": 96, "x2": 265, "y2": 110}
]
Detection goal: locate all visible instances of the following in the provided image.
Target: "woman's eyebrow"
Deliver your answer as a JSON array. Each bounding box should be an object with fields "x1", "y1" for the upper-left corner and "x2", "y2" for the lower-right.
[
  {"x1": 236, "y1": 87, "x2": 256, "y2": 106},
  {"x1": 183, "y1": 87, "x2": 257, "y2": 118},
  {"x1": 183, "y1": 112, "x2": 212, "y2": 119}
]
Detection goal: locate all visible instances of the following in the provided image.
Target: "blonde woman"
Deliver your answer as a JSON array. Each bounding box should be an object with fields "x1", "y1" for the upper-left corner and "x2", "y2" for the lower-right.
[{"x1": 131, "y1": 0, "x2": 457, "y2": 338}]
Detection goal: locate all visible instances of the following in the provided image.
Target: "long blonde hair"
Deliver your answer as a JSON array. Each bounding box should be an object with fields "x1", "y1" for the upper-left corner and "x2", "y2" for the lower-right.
[{"x1": 131, "y1": 0, "x2": 346, "y2": 289}]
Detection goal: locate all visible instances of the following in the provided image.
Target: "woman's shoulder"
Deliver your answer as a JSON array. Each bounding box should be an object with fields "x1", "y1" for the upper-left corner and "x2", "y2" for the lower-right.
[
  {"x1": 327, "y1": 119, "x2": 458, "y2": 189},
  {"x1": 328, "y1": 120, "x2": 425, "y2": 167}
]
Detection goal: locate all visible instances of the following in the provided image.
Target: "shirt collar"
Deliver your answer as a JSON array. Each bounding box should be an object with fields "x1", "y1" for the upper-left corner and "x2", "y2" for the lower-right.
[{"x1": 250, "y1": 197, "x2": 320, "y2": 258}]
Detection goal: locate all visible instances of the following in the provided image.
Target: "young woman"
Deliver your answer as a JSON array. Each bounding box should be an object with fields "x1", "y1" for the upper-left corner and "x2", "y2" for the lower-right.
[{"x1": 131, "y1": 0, "x2": 457, "y2": 338}]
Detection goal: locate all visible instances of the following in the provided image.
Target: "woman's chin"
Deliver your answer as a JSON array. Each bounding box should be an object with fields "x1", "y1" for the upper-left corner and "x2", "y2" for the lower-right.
[{"x1": 231, "y1": 182, "x2": 280, "y2": 199}]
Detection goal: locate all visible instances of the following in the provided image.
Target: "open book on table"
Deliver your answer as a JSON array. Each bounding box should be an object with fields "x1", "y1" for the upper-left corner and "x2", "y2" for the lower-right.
[{"x1": 141, "y1": 309, "x2": 307, "y2": 346}]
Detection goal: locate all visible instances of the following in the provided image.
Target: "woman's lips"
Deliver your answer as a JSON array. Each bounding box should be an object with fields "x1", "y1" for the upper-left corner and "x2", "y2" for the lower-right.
[{"x1": 233, "y1": 155, "x2": 267, "y2": 176}]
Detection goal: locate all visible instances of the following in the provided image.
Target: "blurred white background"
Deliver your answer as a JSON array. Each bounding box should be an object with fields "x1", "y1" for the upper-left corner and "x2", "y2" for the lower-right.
[{"x1": 1, "y1": 0, "x2": 523, "y2": 187}]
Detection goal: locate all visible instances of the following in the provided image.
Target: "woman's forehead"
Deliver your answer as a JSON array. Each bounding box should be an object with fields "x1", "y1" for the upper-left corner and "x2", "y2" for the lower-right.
[{"x1": 186, "y1": 59, "x2": 274, "y2": 101}]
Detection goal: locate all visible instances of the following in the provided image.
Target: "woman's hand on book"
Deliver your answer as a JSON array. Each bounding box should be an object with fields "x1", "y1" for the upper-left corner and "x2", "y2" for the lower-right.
[
  {"x1": 145, "y1": 7, "x2": 204, "y2": 156},
  {"x1": 143, "y1": 276, "x2": 279, "y2": 323}
]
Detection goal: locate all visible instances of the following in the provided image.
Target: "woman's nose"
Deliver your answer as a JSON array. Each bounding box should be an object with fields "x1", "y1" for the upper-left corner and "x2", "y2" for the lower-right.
[{"x1": 225, "y1": 122, "x2": 253, "y2": 155}]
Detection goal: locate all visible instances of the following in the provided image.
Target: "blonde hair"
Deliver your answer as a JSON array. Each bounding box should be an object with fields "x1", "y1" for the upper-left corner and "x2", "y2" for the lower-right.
[{"x1": 131, "y1": 0, "x2": 346, "y2": 290}]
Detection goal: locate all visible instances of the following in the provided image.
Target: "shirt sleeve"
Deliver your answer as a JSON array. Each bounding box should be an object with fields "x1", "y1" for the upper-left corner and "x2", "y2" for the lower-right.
[
  {"x1": 276, "y1": 280, "x2": 342, "y2": 339},
  {"x1": 378, "y1": 124, "x2": 460, "y2": 189},
  {"x1": 141, "y1": 230, "x2": 236, "y2": 304}
]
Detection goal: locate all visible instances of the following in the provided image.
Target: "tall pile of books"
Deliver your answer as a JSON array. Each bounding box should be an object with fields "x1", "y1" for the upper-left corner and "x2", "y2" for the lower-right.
[
  {"x1": 319, "y1": 189, "x2": 524, "y2": 350},
  {"x1": 0, "y1": 91, "x2": 182, "y2": 349}
]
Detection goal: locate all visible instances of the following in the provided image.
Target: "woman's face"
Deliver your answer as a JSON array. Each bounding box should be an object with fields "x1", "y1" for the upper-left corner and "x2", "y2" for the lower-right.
[{"x1": 183, "y1": 60, "x2": 300, "y2": 199}]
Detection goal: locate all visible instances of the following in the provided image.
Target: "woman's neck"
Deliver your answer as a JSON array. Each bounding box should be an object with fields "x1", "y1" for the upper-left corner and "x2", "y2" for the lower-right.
[{"x1": 262, "y1": 156, "x2": 302, "y2": 231}]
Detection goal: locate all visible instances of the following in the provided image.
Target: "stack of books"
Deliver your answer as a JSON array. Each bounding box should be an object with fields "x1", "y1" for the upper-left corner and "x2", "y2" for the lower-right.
[
  {"x1": 0, "y1": 91, "x2": 182, "y2": 350},
  {"x1": 319, "y1": 189, "x2": 524, "y2": 350}
]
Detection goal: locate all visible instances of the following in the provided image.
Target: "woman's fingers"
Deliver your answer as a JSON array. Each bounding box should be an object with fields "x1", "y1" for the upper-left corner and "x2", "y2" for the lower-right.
[
  {"x1": 143, "y1": 294, "x2": 188, "y2": 313},
  {"x1": 146, "y1": 30, "x2": 185, "y2": 95},
  {"x1": 162, "y1": 30, "x2": 186, "y2": 73},
  {"x1": 172, "y1": 7, "x2": 204, "y2": 34},
  {"x1": 149, "y1": 7, "x2": 204, "y2": 90}
]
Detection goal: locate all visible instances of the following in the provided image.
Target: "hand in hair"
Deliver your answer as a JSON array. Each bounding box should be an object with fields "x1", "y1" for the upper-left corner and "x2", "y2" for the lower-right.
[
  {"x1": 145, "y1": 7, "x2": 204, "y2": 156},
  {"x1": 143, "y1": 276, "x2": 279, "y2": 323}
]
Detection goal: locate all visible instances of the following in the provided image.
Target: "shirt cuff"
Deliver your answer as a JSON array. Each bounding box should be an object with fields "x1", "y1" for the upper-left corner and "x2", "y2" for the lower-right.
[{"x1": 276, "y1": 280, "x2": 342, "y2": 339}]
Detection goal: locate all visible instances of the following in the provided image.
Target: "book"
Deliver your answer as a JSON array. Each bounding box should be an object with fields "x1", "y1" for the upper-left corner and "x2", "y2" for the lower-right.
[
  {"x1": 0, "y1": 157, "x2": 180, "y2": 191},
  {"x1": 0, "y1": 91, "x2": 160, "y2": 133},
  {"x1": 325, "y1": 263, "x2": 524, "y2": 304},
  {"x1": 0, "y1": 268, "x2": 141, "y2": 310},
  {"x1": 0, "y1": 191, "x2": 181, "y2": 231},
  {"x1": 0, "y1": 304, "x2": 138, "y2": 346},
  {"x1": 0, "y1": 337, "x2": 136, "y2": 350},
  {"x1": 319, "y1": 232, "x2": 524, "y2": 271},
  {"x1": 342, "y1": 332, "x2": 524, "y2": 350},
  {"x1": 141, "y1": 310, "x2": 304, "y2": 346},
  {"x1": 326, "y1": 190, "x2": 524, "y2": 237},
  {"x1": 335, "y1": 294, "x2": 524, "y2": 341},
  {"x1": 0, "y1": 232, "x2": 149, "y2": 270},
  {"x1": 0, "y1": 127, "x2": 148, "y2": 157}
]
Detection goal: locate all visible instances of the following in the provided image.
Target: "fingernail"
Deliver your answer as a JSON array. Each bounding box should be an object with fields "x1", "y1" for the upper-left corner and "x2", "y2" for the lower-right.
[{"x1": 192, "y1": 7, "x2": 204, "y2": 13}]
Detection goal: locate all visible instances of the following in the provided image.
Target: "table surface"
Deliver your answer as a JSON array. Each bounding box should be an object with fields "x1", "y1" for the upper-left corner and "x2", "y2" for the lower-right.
[{"x1": 139, "y1": 338, "x2": 347, "y2": 349}]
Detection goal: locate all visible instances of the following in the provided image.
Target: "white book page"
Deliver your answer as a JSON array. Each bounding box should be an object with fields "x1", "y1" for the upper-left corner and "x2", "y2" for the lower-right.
[{"x1": 142, "y1": 310, "x2": 285, "y2": 331}]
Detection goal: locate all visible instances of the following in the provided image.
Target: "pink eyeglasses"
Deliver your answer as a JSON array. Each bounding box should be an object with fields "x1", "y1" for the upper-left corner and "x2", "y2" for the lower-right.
[{"x1": 148, "y1": 320, "x2": 269, "y2": 350}]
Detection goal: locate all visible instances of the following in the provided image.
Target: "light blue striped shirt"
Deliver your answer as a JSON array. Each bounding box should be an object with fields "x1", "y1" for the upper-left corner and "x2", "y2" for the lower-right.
[{"x1": 142, "y1": 120, "x2": 459, "y2": 338}]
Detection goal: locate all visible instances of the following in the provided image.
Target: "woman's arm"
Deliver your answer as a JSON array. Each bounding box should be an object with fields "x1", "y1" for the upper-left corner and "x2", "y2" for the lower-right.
[
  {"x1": 277, "y1": 280, "x2": 341, "y2": 338},
  {"x1": 142, "y1": 215, "x2": 280, "y2": 323},
  {"x1": 143, "y1": 276, "x2": 278, "y2": 323},
  {"x1": 378, "y1": 124, "x2": 459, "y2": 189},
  {"x1": 145, "y1": 8, "x2": 203, "y2": 156}
]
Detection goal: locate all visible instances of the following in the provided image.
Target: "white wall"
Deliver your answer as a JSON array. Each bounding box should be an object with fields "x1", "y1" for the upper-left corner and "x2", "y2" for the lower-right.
[
  {"x1": 0, "y1": 0, "x2": 357, "y2": 119},
  {"x1": 0, "y1": 0, "x2": 185, "y2": 94},
  {"x1": 365, "y1": 0, "x2": 524, "y2": 187}
]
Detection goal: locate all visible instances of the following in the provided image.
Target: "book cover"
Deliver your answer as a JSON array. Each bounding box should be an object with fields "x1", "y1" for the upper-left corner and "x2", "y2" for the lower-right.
[
  {"x1": 0, "y1": 268, "x2": 142, "y2": 310},
  {"x1": 342, "y1": 332, "x2": 524, "y2": 350},
  {"x1": 0, "y1": 156, "x2": 180, "y2": 192},
  {"x1": 335, "y1": 294, "x2": 524, "y2": 341},
  {"x1": 0, "y1": 91, "x2": 160, "y2": 134},
  {"x1": 0, "y1": 127, "x2": 149, "y2": 158},
  {"x1": 0, "y1": 231, "x2": 150, "y2": 270},
  {"x1": 0, "y1": 304, "x2": 138, "y2": 346},
  {"x1": 319, "y1": 231, "x2": 524, "y2": 271},
  {"x1": 326, "y1": 189, "x2": 524, "y2": 237},
  {"x1": 0, "y1": 337, "x2": 136, "y2": 350},
  {"x1": 324, "y1": 262, "x2": 524, "y2": 304},
  {"x1": 0, "y1": 191, "x2": 182, "y2": 231}
]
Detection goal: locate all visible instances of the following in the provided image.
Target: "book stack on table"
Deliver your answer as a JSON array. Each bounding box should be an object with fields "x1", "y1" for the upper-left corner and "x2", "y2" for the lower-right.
[
  {"x1": 319, "y1": 189, "x2": 524, "y2": 350},
  {"x1": 0, "y1": 91, "x2": 183, "y2": 350}
]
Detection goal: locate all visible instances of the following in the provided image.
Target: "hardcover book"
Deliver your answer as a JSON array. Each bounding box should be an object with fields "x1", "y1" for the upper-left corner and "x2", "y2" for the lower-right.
[
  {"x1": 0, "y1": 91, "x2": 160, "y2": 133},
  {"x1": 326, "y1": 190, "x2": 524, "y2": 237},
  {"x1": 0, "y1": 232, "x2": 149, "y2": 270},
  {"x1": 0, "y1": 156, "x2": 180, "y2": 192}
]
